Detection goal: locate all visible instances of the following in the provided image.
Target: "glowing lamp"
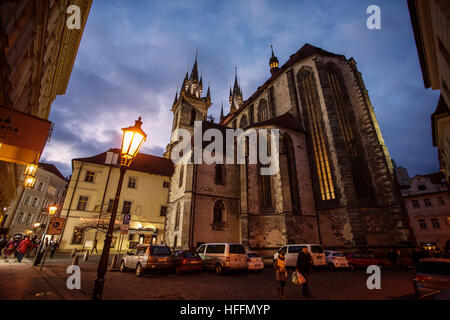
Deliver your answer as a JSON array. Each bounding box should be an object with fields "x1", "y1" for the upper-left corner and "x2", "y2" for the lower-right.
[
  {"x1": 48, "y1": 205, "x2": 58, "y2": 216},
  {"x1": 24, "y1": 163, "x2": 38, "y2": 176},
  {"x1": 24, "y1": 175, "x2": 36, "y2": 189},
  {"x1": 120, "y1": 117, "x2": 147, "y2": 167}
]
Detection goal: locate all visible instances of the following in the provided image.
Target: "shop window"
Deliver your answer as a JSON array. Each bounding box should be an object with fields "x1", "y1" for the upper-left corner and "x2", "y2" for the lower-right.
[{"x1": 71, "y1": 227, "x2": 84, "y2": 244}]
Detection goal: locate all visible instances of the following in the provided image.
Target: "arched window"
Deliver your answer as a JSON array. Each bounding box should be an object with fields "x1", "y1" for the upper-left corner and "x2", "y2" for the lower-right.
[
  {"x1": 190, "y1": 108, "x2": 196, "y2": 125},
  {"x1": 259, "y1": 99, "x2": 269, "y2": 122},
  {"x1": 179, "y1": 165, "x2": 184, "y2": 187},
  {"x1": 213, "y1": 201, "x2": 225, "y2": 225},
  {"x1": 174, "y1": 203, "x2": 181, "y2": 231},
  {"x1": 260, "y1": 169, "x2": 272, "y2": 208},
  {"x1": 239, "y1": 115, "x2": 248, "y2": 128},
  {"x1": 215, "y1": 164, "x2": 224, "y2": 185},
  {"x1": 284, "y1": 133, "x2": 301, "y2": 214}
]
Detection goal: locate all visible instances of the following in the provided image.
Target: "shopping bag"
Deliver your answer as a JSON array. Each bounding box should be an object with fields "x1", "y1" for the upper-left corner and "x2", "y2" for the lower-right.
[{"x1": 291, "y1": 270, "x2": 306, "y2": 285}]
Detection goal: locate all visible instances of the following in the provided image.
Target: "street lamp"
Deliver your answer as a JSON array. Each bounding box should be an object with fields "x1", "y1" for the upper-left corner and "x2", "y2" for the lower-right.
[
  {"x1": 23, "y1": 163, "x2": 38, "y2": 189},
  {"x1": 93, "y1": 117, "x2": 147, "y2": 300},
  {"x1": 33, "y1": 204, "x2": 58, "y2": 267}
]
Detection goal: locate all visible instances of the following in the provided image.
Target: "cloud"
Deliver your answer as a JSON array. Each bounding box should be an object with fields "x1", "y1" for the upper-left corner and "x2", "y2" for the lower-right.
[{"x1": 41, "y1": 0, "x2": 440, "y2": 178}]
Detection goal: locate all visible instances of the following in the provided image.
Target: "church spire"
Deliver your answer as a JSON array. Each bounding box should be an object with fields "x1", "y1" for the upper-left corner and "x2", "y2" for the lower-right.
[
  {"x1": 190, "y1": 50, "x2": 199, "y2": 83},
  {"x1": 173, "y1": 87, "x2": 178, "y2": 104},
  {"x1": 269, "y1": 44, "x2": 279, "y2": 75},
  {"x1": 229, "y1": 66, "x2": 243, "y2": 112},
  {"x1": 220, "y1": 102, "x2": 224, "y2": 123}
]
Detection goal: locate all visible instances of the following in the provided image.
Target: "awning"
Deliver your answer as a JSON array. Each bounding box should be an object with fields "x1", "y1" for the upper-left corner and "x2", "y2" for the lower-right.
[{"x1": 0, "y1": 105, "x2": 51, "y2": 165}]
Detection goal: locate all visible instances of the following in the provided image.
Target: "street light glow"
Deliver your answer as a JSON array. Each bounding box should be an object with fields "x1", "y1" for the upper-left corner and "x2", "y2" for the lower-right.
[{"x1": 120, "y1": 117, "x2": 147, "y2": 167}]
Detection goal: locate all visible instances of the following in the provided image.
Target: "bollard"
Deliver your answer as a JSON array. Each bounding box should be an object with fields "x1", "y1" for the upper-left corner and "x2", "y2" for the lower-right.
[
  {"x1": 111, "y1": 255, "x2": 118, "y2": 269},
  {"x1": 83, "y1": 250, "x2": 89, "y2": 261},
  {"x1": 71, "y1": 248, "x2": 78, "y2": 258},
  {"x1": 72, "y1": 254, "x2": 79, "y2": 266}
]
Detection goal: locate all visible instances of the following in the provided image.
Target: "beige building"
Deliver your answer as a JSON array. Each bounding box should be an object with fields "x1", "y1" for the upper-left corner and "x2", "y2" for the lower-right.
[
  {"x1": 4, "y1": 163, "x2": 67, "y2": 237},
  {"x1": 399, "y1": 169, "x2": 450, "y2": 251},
  {"x1": 58, "y1": 149, "x2": 174, "y2": 253},
  {"x1": 164, "y1": 44, "x2": 414, "y2": 256},
  {"x1": 408, "y1": 0, "x2": 450, "y2": 183},
  {"x1": 0, "y1": 0, "x2": 92, "y2": 218}
]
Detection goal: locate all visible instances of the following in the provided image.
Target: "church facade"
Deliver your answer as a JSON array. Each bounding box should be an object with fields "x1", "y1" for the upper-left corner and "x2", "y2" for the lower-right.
[{"x1": 163, "y1": 44, "x2": 415, "y2": 256}]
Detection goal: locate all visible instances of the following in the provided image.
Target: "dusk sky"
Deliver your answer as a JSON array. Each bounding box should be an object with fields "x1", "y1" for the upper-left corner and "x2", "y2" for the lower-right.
[{"x1": 41, "y1": 0, "x2": 440, "y2": 178}]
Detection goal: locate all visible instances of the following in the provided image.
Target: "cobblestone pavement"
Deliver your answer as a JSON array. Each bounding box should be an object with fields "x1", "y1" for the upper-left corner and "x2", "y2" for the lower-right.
[{"x1": 0, "y1": 253, "x2": 417, "y2": 300}]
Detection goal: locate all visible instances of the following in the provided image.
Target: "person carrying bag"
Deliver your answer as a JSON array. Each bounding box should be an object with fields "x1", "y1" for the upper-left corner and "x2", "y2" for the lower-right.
[{"x1": 274, "y1": 250, "x2": 288, "y2": 299}]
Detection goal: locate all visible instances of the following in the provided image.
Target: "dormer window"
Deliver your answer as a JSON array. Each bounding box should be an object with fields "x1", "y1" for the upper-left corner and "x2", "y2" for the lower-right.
[{"x1": 418, "y1": 184, "x2": 426, "y2": 191}]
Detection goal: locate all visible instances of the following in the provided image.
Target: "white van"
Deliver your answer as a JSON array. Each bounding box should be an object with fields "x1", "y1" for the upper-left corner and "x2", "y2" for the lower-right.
[
  {"x1": 197, "y1": 243, "x2": 248, "y2": 275},
  {"x1": 273, "y1": 244, "x2": 326, "y2": 267}
]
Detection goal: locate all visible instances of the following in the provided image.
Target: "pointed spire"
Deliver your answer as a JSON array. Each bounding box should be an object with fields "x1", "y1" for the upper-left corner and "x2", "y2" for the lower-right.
[
  {"x1": 233, "y1": 65, "x2": 239, "y2": 92},
  {"x1": 190, "y1": 49, "x2": 199, "y2": 83},
  {"x1": 206, "y1": 82, "x2": 211, "y2": 100},
  {"x1": 199, "y1": 76, "x2": 203, "y2": 87},
  {"x1": 173, "y1": 87, "x2": 178, "y2": 104},
  {"x1": 220, "y1": 102, "x2": 224, "y2": 123}
]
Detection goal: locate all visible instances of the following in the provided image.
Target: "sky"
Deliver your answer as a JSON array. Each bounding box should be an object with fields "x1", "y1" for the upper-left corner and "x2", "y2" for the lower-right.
[{"x1": 41, "y1": 0, "x2": 440, "y2": 178}]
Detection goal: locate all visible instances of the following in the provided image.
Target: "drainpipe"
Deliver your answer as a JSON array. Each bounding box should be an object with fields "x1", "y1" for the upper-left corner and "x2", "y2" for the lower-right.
[
  {"x1": 188, "y1": 163, "x2": 197, "y2": 250},
  {"x1": 58, "y1": 161, "x2": 84, "y2": 245}
]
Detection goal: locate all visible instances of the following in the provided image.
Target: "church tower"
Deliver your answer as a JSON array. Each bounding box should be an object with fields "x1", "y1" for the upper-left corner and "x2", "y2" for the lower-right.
[
  {"x1": 269, "y1": 44, "x2": 279, "y2": 75},
  {"x1": 229, "y1": 67, "x2": 243, "y2": 113}
]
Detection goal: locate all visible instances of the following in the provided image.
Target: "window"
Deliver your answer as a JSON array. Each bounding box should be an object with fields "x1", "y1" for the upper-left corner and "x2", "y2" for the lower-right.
[
  {"x1": 179, "y1": 165, "x2": 184, "y2": 187},
  {"x1": 25, "y1": 214, "x2": 31, "y2": 224},
  {"x1": 17, "y1": 213, "x2": 24, "y2": 223},
  {"x1": 197, "y1": 244, "x2": 206, "y2": 254},
  {"x1": 239, "y1": 115, "x2": 248, "y2": 128},
  {"x1": 77, "y1": 196, "x2": 89, "y2": 211},
  {"x1": 438, "y1": 197, "x2": 445, "y2": 206},
  {"x1": 24, "y1": 196, "x2": 30, "y2": 206},
  {"x1": 214, "y1": 164, "x2": 224, "y2": 185},
  {"x1": 431, "y1": 218, "x2": 440, "y2": 229},
  {"x1": 412, "y1": 200, "x2": 420, "y2": 208},
  {"x1": 122, "y1": 201, "x2": 132, "y2": 214},
  {"x1": 71, "y1": 227, "x2": 84, "y2": 244},
  {"x1": 298, "y1": 68, "x2": 335, "y2": 200},
  {"x1": 85, "y1": 171, "x2": 95, "y2": 183},
  {"x1": 418, "y1": 219, "x2": 427, "y2": 230},
  {"x1": 48, "y1": 186, "x2": 56, "y2": 196},
  {"x1": 174, "y1": 203, "x2": 181, "y2": 231},
  {"x1": 190, "y1": 109, "x2": 196, "y2": 125},
  {"x1": 258, "y1": 99, "x2": 269, "y2": 122},
  {"x1": 128, "y1": 177, "x2": 136, "y2": 189},
  {"x1": 163, "y1": 181, "x2": 169, "y2": 188},
  {"x1": 213, "y1": 201, "x2": 225, "y2": 228},
  {"x1": 160, "y1": 206, "x2": 167, "y2": 216},
  {"x1": 31, "y1": 197, "x2": 38, "y2": 207},
  {"x1": 107, "y1": 199, "x2": 114, "y2": 213},
  {"x1": 424, "y1": 199, "x2": 432, "y2": 207},
  {"x1": 418, "y1": 184, "x2": 426, "y2": 191},
  {"x1": 249, "y1": 105, "x2": 254, "y2": 125},
  {"x1": 206, "y1": 244, "x2": 225, "y2": 254},
  {"x1": 260, "y1": 171, "x2": 272, "y2": 208},
  {"x1": 37, "y1": 182, "x2": 44, "y2": 191}
]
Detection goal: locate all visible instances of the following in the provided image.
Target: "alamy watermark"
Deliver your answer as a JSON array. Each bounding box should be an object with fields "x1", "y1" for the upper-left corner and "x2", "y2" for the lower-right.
[
  {"x1": 366, "y1": 5, "x2": 381, "y2": 30},
  {"x1": 171, "y1": 121, "x2": 280, "y2": 175}
]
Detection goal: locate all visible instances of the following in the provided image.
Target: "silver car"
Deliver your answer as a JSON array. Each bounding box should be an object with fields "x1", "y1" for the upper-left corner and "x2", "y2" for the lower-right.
[
  {"x1": 120, "y1": 244, "x2": 173, "y2": 277},
  {"x1": 197, "y1": 243, "x2": 248, "y2": 275},
  {"x1": 413, "y1": 258, "x2": 450, "y2": 300}
]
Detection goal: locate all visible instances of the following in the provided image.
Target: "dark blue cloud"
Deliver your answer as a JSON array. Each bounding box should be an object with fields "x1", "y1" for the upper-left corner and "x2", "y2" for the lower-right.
[{"x1": 41, "y1": 0, "x2": 440, "y2": 178}]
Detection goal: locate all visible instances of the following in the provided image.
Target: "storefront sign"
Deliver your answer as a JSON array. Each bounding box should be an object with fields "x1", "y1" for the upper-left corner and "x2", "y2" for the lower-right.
[
  {"x1": 0, "y1": 105, "x2": 51, "y2": 165},
  {"x1": 47, "y1": 217, "x2": 65, "y2": 235}
]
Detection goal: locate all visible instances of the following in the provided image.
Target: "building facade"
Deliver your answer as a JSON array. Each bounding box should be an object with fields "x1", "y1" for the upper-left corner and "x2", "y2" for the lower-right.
[
  {"x1": 164, "y1": 44, "x2": 415, "y2": 256},
  {"x1": 399, "y1": 170, "x2": 450, "y2": 251},
  {"x1": 4, "y1": 163, "x2": 67, "y2": 237},
  {"x1": 0, "y1": 0, "x2": 92, "y2": 219},
  {"x1": 58, "y1": 149, "x2": 174, "y2": 253}
]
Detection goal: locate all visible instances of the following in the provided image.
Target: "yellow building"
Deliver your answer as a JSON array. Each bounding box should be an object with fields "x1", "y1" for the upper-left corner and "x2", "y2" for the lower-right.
[{"x1": 58, "y1": 149, "x2": 174, "y2": 253}]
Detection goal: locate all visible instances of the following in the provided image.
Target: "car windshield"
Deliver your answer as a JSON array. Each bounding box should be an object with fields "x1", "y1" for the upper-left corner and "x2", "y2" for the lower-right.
[
  {"x1": 417, "y1": 261, "x2": 450, "y2": 276},
  {"x1": 247, "y1": 253, "x2": 260, "y2": 258},
  {"x1": 230, "y1": 245, "x2": 245, "y2": 254},
  {"x1": 289, "y1": 246, "x2": 305, "y2": 253},
  {"x1": 311, "y1": 246, "x2": 324, "y2": 253},
  {"x1": 333, "y1": 252, "x2": 345, "y2": 257},
  {"x1": 151, "y1": 246, "x2": 171, "y2": 256}
]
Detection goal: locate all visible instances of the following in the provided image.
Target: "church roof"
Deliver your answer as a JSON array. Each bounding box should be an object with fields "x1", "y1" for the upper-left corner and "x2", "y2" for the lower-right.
[
  {"x1": 245, "y1": 112, "x2": 303, "y2": 132},
  {"x1": 38, "y1": 162, "x2": 66, "y2": 180},
  {"x1": 73, "y1": 149, "x2": 174, "y2": 177},
  {"x1": 223, "y1": 43, "x2": 344, "y2": 124}
]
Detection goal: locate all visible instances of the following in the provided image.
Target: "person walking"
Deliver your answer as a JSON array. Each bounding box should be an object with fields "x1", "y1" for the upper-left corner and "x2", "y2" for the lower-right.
[
  {"x1": 0, "y1": 235, "x2": 7, "y2": 255},
  {"x1": 274, "y1": 250, "x2": 288, "y2": 299},
  {"x1": 296, "y1": 247, "x2": 313, "y2": 298},
  {"x1": 16, "y1": 236, "x2": 32, "y2": 263},
  {"x1": 4, "y1": 239, "x2": 15, "y2": 262},
  {"x1": 49, "y1": 240, "x2": 59, "y2": 258}
]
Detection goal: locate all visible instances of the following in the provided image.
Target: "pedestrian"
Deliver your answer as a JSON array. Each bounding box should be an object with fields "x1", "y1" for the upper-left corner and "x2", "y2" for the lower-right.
[
  {"x1": 43, "y1": 238, "x2": 49, "y2": 251},
  {"x1": 274, "y1": 249, "x2": 288, "y2": 299},
  {"x1": 50, "y1": 240, "x2": 59, "y2": 258},
  {"x1": 0, "y1": 235, "x2": 7, "y2": 254},
  {"x1": 411, "y1": 247, "x2": 421, "y2": 270},
  {"x1": 296, "y1": 247, "x2": 313, "y2": 298},
  {"x1": 16, "y1": 236, "x2": 32, "y2": 263},
  {"x1": 4, "y1": 239, "x2": 15, "y2": 262}
]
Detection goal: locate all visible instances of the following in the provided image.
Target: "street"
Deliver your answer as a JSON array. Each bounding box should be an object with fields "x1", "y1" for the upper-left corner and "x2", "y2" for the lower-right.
[{"x1": 0, "y1": 253, "x2": 417, "y2": 300}]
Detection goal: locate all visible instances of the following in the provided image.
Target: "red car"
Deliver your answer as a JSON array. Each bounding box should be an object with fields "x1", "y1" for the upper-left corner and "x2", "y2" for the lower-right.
[
  {"x1": 344, "y1": 253, "x2": 386, "y2": 270},
  {"x1": 172, "y1": 250, "x2": 203, "y2": 274}
]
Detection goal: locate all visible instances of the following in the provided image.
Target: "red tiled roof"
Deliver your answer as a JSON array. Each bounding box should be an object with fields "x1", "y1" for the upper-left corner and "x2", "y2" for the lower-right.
[
  {"x1": 73, "y1": 149, "x2": 174, "y2": 177},
  {"x1": 38, "y1": 163, "x2": 66, "y2": 180},
  {"x1": 223, "y1": 43, "x2": 344, "y2": 124}
]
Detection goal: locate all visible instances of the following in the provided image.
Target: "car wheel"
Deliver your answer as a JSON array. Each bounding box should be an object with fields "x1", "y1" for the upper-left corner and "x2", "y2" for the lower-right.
[
  {"x1": 328, "y1": 263, "x2": 335, "y2": 271},
  {"x1": 175, "y1": 265, "x2": 182, "y2": 275},
  {"x1": 136, "y1": 263, "x2": 143, "y2": 277},
  {"x1": 349, "y1": 264, "x2": 356, "y2": 271},
  {"x1": 215, "y1": 263, "x2": 223, "y2": 275},
  {"x1": 120, "y1": 261, "x2": 127, "y2": 272}
]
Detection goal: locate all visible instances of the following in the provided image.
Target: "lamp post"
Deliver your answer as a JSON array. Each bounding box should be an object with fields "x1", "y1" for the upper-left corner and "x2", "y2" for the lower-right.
[
  {"x1": 92, "y1": 117, "x2": 146, "y2": 300},
  {"x1": 32, "y1": 204, "x2": 58, "y2": 267}
]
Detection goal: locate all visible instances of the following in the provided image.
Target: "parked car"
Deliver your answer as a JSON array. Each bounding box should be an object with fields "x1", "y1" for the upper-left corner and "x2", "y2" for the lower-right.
[
  {"x1": 325, "y1": 250, "x2": 349, "y2": 270},
  {"x1": 344, "y1": 253, "x2": 385, "y2": 270},
  {"x1": 172, "y1": 250, "x2": 203, "y2": 274},
  {"x1": 197, "y1": 243, "x2": 248, "y2": 275},
  {"x1": 273, "y1": 244, "x2": 326, "y2": 268},
  {"x1": 413, "y1": 258, "x2": 450, "y2": 300},
  {"x1": 120, "y1": 244, "x2": 173, "y2": 277},
  {"x1": 246, "y1": 251, "x2": 264, "y2": 272}
]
